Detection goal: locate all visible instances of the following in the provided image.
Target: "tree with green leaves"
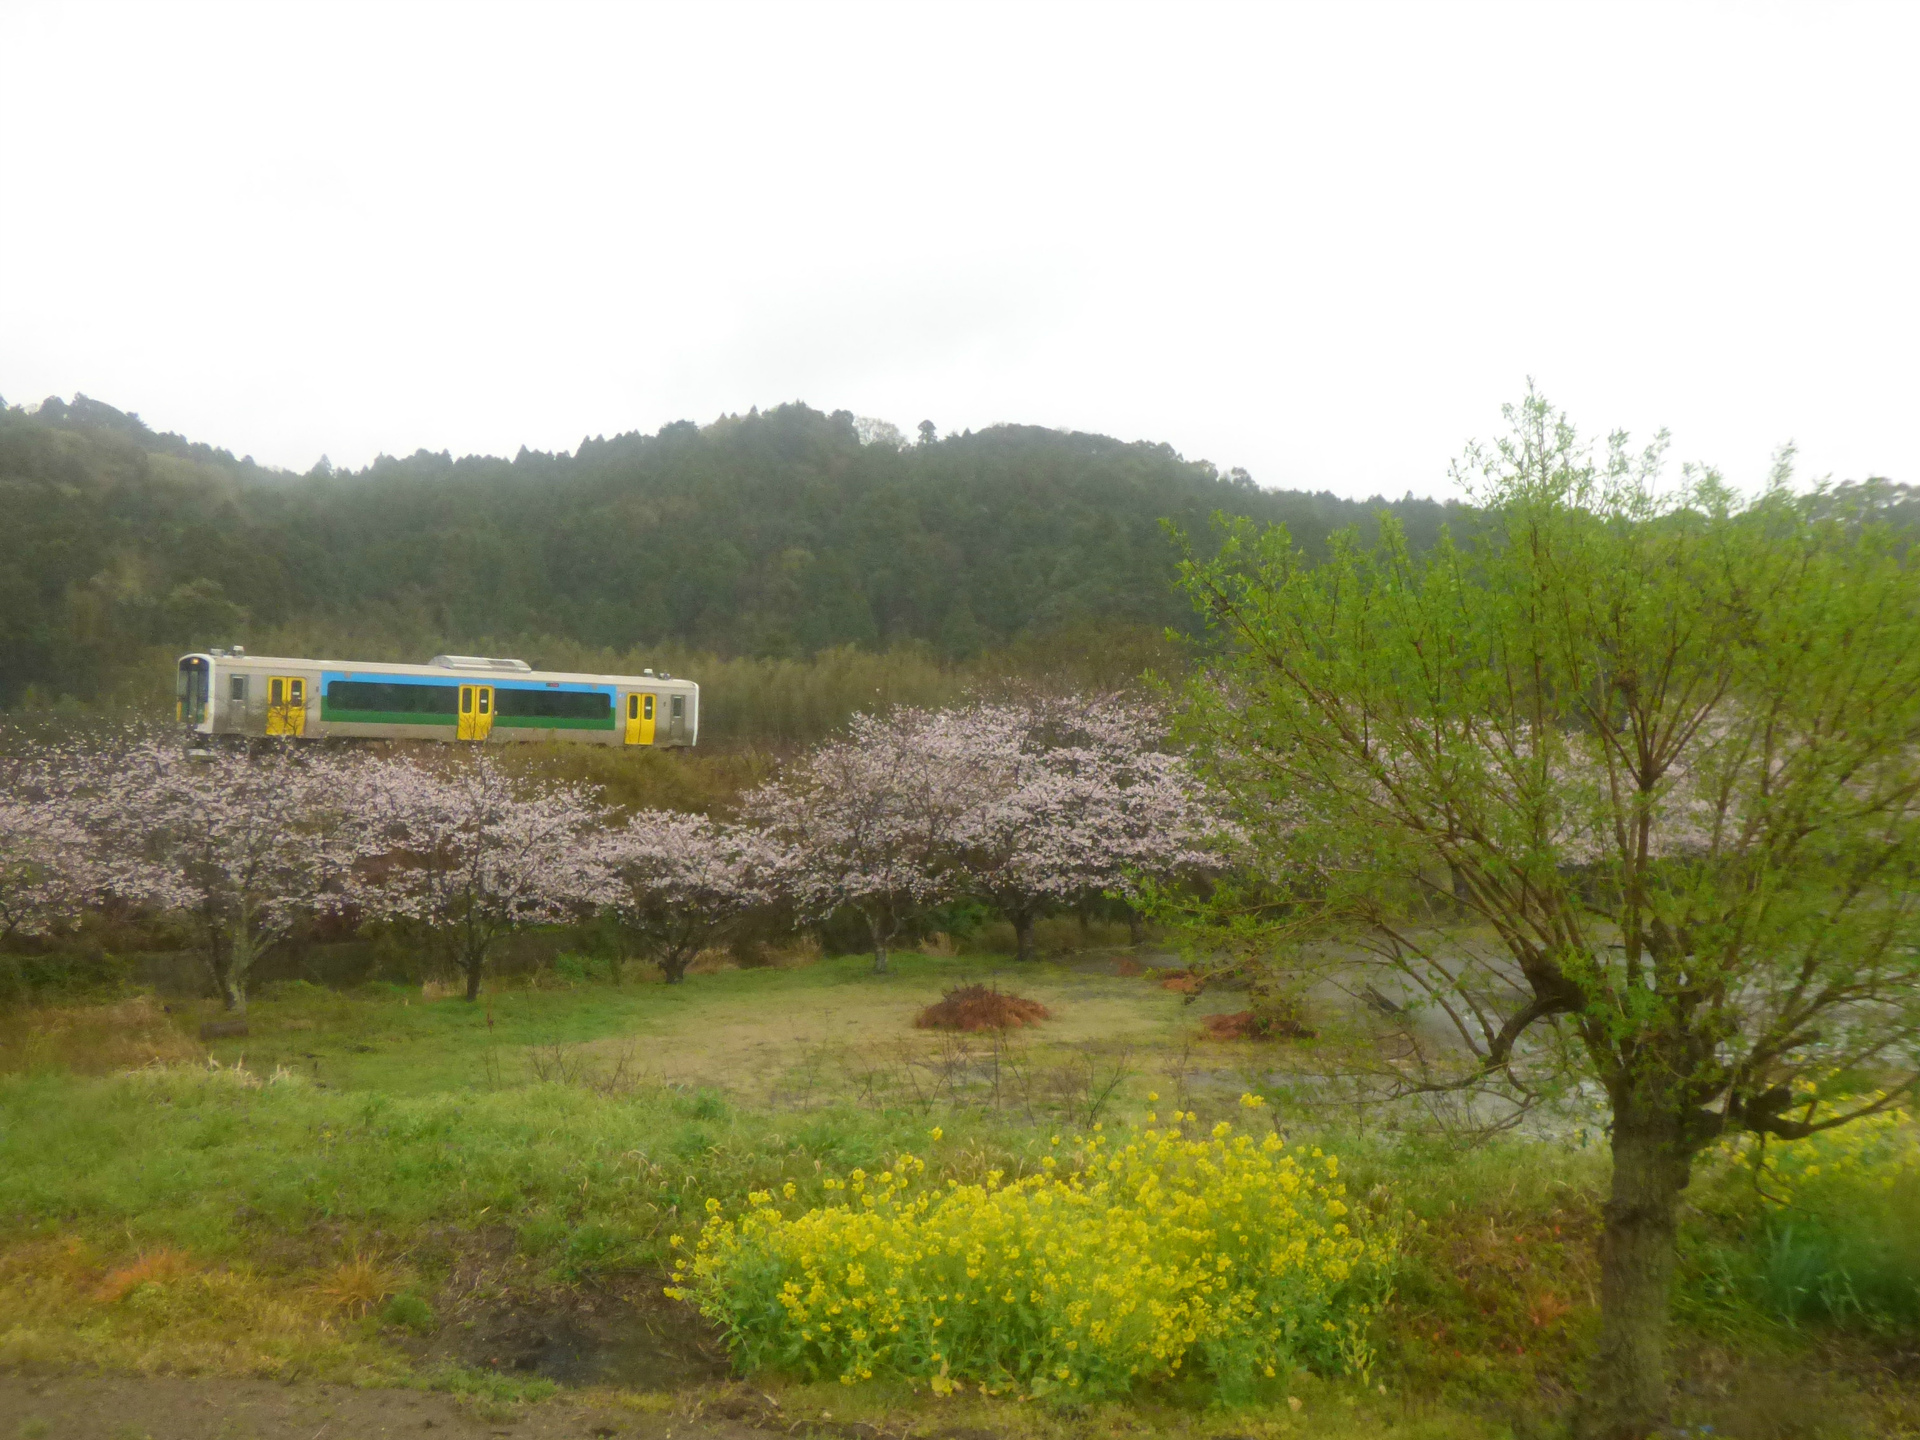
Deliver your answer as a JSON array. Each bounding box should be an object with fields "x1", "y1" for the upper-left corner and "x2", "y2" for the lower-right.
[{"x1": 1171, "y1": 394, "x2": 1920, "y2": 1438}]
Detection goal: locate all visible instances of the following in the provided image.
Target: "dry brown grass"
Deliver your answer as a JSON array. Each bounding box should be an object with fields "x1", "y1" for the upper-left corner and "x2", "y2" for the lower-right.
[
  {"x1": 0, "y1": 995, "x2": 204, "y2": 1075},
  {"x1": 0, "y1": 1236, "x2": 403, "y2": 1383},
  {"x1": 315, "y1": 1254, "x2": 400, "y2": 1317},
  {"x1": 93, "y1": 1248, "x2": 194, "y2": 1304}
]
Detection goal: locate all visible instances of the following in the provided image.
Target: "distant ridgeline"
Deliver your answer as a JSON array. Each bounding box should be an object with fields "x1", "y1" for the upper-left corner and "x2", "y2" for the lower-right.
[{"x1": 5, "y1": 392, "x2": 1493, "y2": 710}]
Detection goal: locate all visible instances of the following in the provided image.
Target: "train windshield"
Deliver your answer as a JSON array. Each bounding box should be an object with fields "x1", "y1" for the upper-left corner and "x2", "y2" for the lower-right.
[{"x1": 177, "y1": 656, "x2": 210, "y2": 725}]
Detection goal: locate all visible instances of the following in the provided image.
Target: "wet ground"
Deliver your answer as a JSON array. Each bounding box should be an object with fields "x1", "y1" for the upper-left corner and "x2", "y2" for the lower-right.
[
  {"x1": 432, "y1": 1283, "x2": 731, "y2": 1392},
  {"x1": 0, "y1": 1374, "x2": 694, "y2": 1440}
]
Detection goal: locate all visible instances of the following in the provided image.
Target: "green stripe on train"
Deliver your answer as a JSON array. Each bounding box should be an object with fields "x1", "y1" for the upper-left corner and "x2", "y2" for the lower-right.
[{"x1": 320, "y1": 706, "x2": 615, "y2": 730}]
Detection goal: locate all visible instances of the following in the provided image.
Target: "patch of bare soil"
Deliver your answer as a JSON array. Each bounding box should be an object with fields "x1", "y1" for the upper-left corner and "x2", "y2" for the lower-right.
[
  {"x1": 913, "y1": 985, "x2": 1051, "y2": 1033},
  {"x1": 402, "y1": 1232, "x2": 729, "y2": 1392},
  {"x1": 1156, "y1": 971, "x2": 1204, "y2": 994},
  {"x1": 432, "y1": 1279, "x2": 730, "y2": 1391},
  {"x1": 0, "y1": 1373, "x2": 745, "y2": 1440}
]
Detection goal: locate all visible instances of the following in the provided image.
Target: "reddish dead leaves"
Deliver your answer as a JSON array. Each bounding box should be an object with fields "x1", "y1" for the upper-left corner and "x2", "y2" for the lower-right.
[
  {"x1": 1201, "y1": 1010, "x2": 1317, "y2": 1041},
  {"x1": 915, "y1": 984, "x2": 1053, "y2": 1032}
]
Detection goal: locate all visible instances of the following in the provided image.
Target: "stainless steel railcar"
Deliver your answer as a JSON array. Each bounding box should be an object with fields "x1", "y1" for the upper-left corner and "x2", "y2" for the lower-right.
[{"x1": 175, "y1": 651, "x2": 698, "y2": 748}]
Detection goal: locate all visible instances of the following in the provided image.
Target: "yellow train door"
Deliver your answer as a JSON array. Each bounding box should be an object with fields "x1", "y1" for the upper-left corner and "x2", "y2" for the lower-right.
[
  {"x1": 624, "y1": 692, "x2": 656, "y2": 745},
  {"x1": 266, "y1": 676, "x2": 307, "y2": 736},
  {"x1": 458, "y1": 685, "x2": 495, "y2": 741}
]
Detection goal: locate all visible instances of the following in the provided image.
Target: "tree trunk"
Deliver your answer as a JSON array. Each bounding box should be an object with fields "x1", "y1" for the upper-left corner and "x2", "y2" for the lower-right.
[
  {"x1": 1013, "y1": 910, "x2": 1037, "y2": 963},
  {"x1": 1581, "y1": 1111, "x2": 1694, "y2": 1439},
  {"x1": 463, "y1": 950, "x2": 483, "y2": 1001},
  {"x1": 1127, "y1": 908, "x2": 1146, "y2": 946},
  {"x1": 1449, "y1": 862, "x2": 1473, "y2": 919},
  {"x1": 224, "y1": 930, "x2": 254, "y2": 1015},
  {"x1": 866, "y1": 910, "x2": 891, "y2": 975}
]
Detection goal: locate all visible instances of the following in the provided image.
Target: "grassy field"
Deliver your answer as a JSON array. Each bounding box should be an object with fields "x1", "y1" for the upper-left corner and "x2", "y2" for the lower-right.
[{"x1": 2, "y1": 949, "x2": 1916, "y2": 1438}]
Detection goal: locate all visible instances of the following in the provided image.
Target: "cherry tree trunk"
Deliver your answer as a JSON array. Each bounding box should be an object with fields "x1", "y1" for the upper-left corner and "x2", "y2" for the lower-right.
[
  {"x1": 1127, "y1": 908, "x2": 1146, "y2": 946},
  {"x1": 1013, "y1": 911, "x2": 1037, "y2": 963},
  {"x1": 866, "y1": 910, "x2": 892, "y2": 975},
  {"x1": 463, "y1": 951, "x2": 484, "y2": 1001},
  {"x1": 1582, "y1": 1108, "x2": 1694, "y2": 1439},
  {"x1": 223, "y1": 935, "x2": 253, "y2": 1014}
]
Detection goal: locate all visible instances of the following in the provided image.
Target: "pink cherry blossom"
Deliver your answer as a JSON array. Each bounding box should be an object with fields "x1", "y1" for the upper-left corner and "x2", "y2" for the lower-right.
[
  {"x1": 586, "y1": 810, "x2": 787, "y2": 982},
  {"x1": 349, "y1": 751, "x2": 607, "y2": 1000},
  {"x1": 744, "y1": 709, "x2": 986, "y2": 973},
  {"x1": 74, "y1": 738, "x2": 366, "y2": 1012}
]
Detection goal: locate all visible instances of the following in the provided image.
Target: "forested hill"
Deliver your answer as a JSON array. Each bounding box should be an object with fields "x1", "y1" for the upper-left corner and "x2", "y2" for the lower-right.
[{"x1": 0, "y1": 394, "x2": 1467, "y2": 708}]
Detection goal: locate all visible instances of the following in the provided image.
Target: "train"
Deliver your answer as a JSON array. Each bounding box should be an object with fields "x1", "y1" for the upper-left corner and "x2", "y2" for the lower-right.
[{"x1": 175, "y1": 650, "x2": 699, "y2": 748}]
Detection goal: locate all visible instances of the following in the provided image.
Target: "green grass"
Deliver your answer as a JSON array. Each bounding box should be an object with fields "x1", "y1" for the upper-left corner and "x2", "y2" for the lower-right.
[{"x1": 1, "y1": 954, "x2": 1916, "y2": 1435}]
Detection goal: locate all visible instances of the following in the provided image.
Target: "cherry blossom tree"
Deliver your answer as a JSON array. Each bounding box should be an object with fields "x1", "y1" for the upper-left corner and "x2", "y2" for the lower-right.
[
  {"x1": 745, "y1": 709, "x2": 984, "y2": 973},
  {"x1": 938, "y1": 696, "x2": 1230, "y2": 960},
  {"x1": 588, "y1": 810, "x2": 786, "y2": 983},
  {"x1": 85, "y1": 739, "x2": 364, "y2": 1013},
  {"x1": 352, "y1": 753, "x2": 606, "y2": 1000},
  {"x1": 0, "y1": 788, "x2": 119, "y2": 942}
]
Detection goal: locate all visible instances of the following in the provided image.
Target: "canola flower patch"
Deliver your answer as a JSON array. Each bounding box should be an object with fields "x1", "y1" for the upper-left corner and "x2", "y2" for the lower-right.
[
  {"x1": 670, "y1": 1097, "x2": 1398, "y2": 1398},
  {"x1": 1718, "y1": 1092, "x2": 1920, "y2": 1206}
]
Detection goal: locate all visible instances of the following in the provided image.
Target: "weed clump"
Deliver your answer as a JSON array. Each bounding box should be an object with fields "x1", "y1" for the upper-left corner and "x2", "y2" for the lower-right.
[
  {"x1": 670, "y1": 1101, "x2": 1398, "y2": 1398},
  {"x1": 914, "y1": 984, "x2": 1051, "y2": 1032}
]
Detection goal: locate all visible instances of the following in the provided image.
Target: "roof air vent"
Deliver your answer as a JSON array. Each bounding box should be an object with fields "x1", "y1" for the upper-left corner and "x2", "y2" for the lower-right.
[{"x1": 430, "y1": 655, "x2": 534, "y2": 672}]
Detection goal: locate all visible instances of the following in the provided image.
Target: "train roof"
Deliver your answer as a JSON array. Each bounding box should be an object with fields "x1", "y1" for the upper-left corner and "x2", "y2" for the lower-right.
[{"x1": 180, "y1": 653, "x2": 697, "y2": 690}]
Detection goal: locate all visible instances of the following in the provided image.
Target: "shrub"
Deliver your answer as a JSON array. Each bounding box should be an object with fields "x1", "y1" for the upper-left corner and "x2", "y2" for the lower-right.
[
  {"x1": 1696, "y1": 1100, "x2": 1920, "y2": 1331},
  {"x1": 670, "y1": 1100, "x2": 1398, "y2": 1399},
  {"x1": 382, "y1": 1291, "x2": 436, "y2": 1334}
]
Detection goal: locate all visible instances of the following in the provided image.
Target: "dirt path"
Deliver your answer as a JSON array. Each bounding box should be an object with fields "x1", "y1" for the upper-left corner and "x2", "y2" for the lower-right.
[{"x1": 0, "y1": 1375, "x2": 778, "y2": 1440}]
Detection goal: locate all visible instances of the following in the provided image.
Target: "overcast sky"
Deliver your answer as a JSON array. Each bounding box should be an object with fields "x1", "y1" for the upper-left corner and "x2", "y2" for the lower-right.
[{"x1": 2, "y1": 1, "x2": 1914, "y2": 498}]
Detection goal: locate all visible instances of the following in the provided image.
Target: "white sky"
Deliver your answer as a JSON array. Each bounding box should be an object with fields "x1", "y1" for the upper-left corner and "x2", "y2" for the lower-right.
[{"x1": 1, "y1": 0, "x2": 1915, "y2": 499}]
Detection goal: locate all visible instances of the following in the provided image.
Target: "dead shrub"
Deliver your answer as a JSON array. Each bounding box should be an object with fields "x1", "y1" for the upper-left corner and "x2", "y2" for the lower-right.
[{"x1": 915, "y1": 984, "x2": 1052, "y2": 1032}]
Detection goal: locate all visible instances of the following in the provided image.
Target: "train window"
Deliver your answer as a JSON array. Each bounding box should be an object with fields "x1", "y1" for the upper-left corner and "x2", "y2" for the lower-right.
[
  {"x1": 270, "y1": 678, "x2": 284, "y2": 704},
  {"x1": 670, "y1": 696, "x2": 685, "y2": 719},
  {"x1": 176, "y1": 657, "x2": 209, "y2": 725},
  {"x1": 230, "y1": 676, "x2": 248, "y2": 703},
  {"x1": 628, "y1": 695, "x2": 639, "y2": 720},
  {"x1": 477, "y1": 689, "x2": 490, "y2": 715},
  {"x1": 494, "y1": 689, "x2": 611, "y2": 720},
  {"x1": 643, "y1": 694, "x2": 654, "y2": 720},
  {"x1": 325, "y1": 681, "x2": 459, "y2": 715}
]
